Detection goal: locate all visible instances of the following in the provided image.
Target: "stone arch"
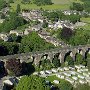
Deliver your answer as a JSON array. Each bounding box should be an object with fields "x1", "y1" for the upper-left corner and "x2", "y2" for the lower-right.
[
  {"x1": 85, "y1": 48, "x2": 90, "y2": 59},
  {"x1": 33, "y1": 55, "x2": 42, "y2": 65},
  {"x1": 41, "y1": 54, "x2": 48, "y2": 60},
  {"x1": 63, "y1": 50, "x2": 76, "y2": 62}
]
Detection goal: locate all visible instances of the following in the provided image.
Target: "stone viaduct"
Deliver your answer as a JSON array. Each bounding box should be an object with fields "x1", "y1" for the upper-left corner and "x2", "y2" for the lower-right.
[{"x1": 0, "y1": 44, "x2": 90, "y2": 65}]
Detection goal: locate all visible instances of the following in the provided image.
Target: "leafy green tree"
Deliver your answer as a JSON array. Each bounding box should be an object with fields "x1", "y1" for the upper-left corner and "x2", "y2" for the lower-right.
[
  {"x1": 65, "y1": 56, "x2": 74, "y2": 66},
  {"x1": 42, "y1": 20, "x2": 48, "y2": 28},
  {"x1": 33, "y1": 0, "x2": 52, "y2": 6},
  {"x1": 75, "y1": 53, "x2": 83, "y2": 64},
  {"x1": 40, "y1": 59, "x2": 53, "y2": 70},
  {"x1": 16, "y1": 4, "x2": 21, "y2": 13},
  {"x1": 19, "y1": 32, "x2": 54, "y2": 53},
  {"x1": 0, "y1": 12, "x2": 27, "y2": 32},
  {"x1": 52, "y1": 56, "x2": 61, "y2": 68},
  {"x1": 70, "y1": 2, "x2": 84, "y2": 11},
  {"x1": 0, "y1": 42, "x2": 19, "y2": 55},
  {"x1": 9, "y1": 0, "x2": 14, "y2": 3},
  {"x1": 0, "y1": 0, "x2": 7, "y2": 10},
  {"x1": 16, "y1": 75, "x2": 50, "y2": 90}
]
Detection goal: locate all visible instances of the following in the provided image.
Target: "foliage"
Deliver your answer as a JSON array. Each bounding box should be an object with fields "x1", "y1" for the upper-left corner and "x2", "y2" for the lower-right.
[
  {"x1": 43, "y1": 11, "x2": 80, "y2": 23},
  {"x1": 16, "y1": 4, "x2": 21, "y2": 13},
  {"x1": 65, "y1": 56, "x2": 74, "y2": 66},
  {"x1": 0, "y1": 13, "x2": 6, "y2": 19},
  {"x1": 16, "y1": 75, "x2": 50, "y2": 90},
  {"x1": 40, "y1": 59, "x2": 53, "y2": 70},
  {"x1": 52, "y1": 56, "x2": 61, "y2": 68},
  {"x1": 0, "y1": 0, "x2": 7, "y2": 10},
  {"x1": 8, "y1": 34, "x2": 22, "y2": 43},
  {"x1": 57, "y1": 28, "x2": 90, "y2": 46},
  {"x1": 21, "y1": 0, "x2": 30, "y2": 4},
  {"x1": 0, "y1": 12, "x2": 27, "y2": 33},
  {"x1": 0, "y1": 42, "x2": 19, "y2": 55},
  {"x1": 33, "y1": 0, "x2": 52, "y2": 6},
  {"x1": 9, "y1": 0, "x2": 14, "y2": 3},
  {"x1": 81, "y1": 0, "x2": 90, "y2": 12},
  {"x1": 22, "y1": 62, "x2": 35, "y2": 75},
  {"x1": 19, "y1": 32, "x2": 55, "y2": 53},
  {"x1": 42, "y1": 20, "x2": 48, "y2": 28},
  {"x1": 60, "y1": 27, "x2": 75, "y2": 41},
  {"x1": 6, "y1": 58, "x2": 22, "y2": 76},
  {"x1": 70, "y1": 2, "x2": 84, "y2": 11},
  {"x1": 75, "y1": 53, "x2": 83, "y2": 65}
]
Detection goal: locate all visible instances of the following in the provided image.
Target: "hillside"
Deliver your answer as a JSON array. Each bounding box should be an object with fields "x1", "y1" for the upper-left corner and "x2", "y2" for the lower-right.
[{"x1": 10, "y1": 0, "x2": 83, "y2": 11}]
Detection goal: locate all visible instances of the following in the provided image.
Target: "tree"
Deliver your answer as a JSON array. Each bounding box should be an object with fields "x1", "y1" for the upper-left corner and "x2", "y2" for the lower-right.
[
  {"x1": 75, "y1": 53, "x2": 83, "y2": 64},
  {"x1": 52, "y1": 56, "x2": 61, "y2": 68},
  {"x1": 19, "y1": 32, "x2": 54, "y2": 53},
  {"x1": 16, "y1": 4, "x2": 21, "y2": 13},
  {"x1": 0, "y1": 12, "x2": 27, "y2": 33},
  {"x1": 0, "y1": 0, "x2": 7, "y2": 10},
  {"x1": 9, "y1": 0, "x2": 14, "y2": 3},
  {"x1": 70, "y1": 2, "x2": 84, "y2": 11},
  {"x1": 6, "y1": 58, "x2": 22, "y2": 76},
  {"x1": 33, "y1": 0, "x2": 52, "y2": 6},
  {"x1": 60, "y1": 27, "x2": 74, "y2": 41},
  {"x1": 65, "y1": 56, "x2": 74, "y2": 66},
  {"x1": 16, "y1": 75, "x2": 50, "y2": 90},
  {"x1": 40, "y1": 59, "x2": 53, "y2": 70},
  {"x1": 42, "y1": 20, "x2": 48, "y2": 28}
]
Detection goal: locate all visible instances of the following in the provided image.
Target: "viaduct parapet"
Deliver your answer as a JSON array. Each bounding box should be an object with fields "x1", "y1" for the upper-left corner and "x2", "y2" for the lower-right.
[{"x1": 0, "y1": 44, "x2": 90, "y2": 65}]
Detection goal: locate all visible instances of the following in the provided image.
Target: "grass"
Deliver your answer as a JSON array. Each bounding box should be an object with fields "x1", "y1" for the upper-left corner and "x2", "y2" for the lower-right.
[
  {"x1": 80, "y1": 17, "x2": 90, "y2": 23},
  {"x1": 78, "y1": 24, "x2": 90, "y2": 30},
  {"x1": 10, "y1": 0, "x2": 83, "y2": 11}
]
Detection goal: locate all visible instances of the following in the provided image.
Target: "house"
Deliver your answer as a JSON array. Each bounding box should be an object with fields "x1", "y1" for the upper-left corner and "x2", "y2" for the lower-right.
[
  {"x1": 9, "y1": 30, "x2": 24, "y2": 36},
  {"x1": 79, "y1": 79, "x2": 86, "y2": 84},
  {"x1": 83, "y1": 72, "x2": 89, "y2": 77},
  {"x1": 45, "y1": 70, "x2": 52, "y2": 74},
  {"x1": 52, "y1": 68, "x2": 58, "y2": 73},
  {"x1": 65, "y1": 78, "x2": 74, "y2": 84},
  {"x1": 64, "y1": 67, "x2": 69, "y2": 71},
  {"x1": 32, "y1": 24, "x2": 42, "y2": 31},
  {"x1": 57, "y1": 67, "x2": 64, "y2": 71},
  {"x1": 56, "y1": 74, "x2": 65, "y2": 79},
  {"x1": 33, "y1": 72, "x2": 38, "y2": 75},
  {"x1": 70, "y1": 71, "x2": 76, "y2": 75},
  {"x1": 75, "y1": 65, "x2": 81, "y2": 69},
  {"x1": 63, "y1": 72, "x2": 71, "y2": 77},
  {"x1": 85, "y1": 77, "x2": 90, "y2": 85},
  {"x1": 72, "y1": 76, "x2": 78, "y2": 80},
  {"x1": 82, "y1": 69, "x2": 88, "y2": 72},
  {"x1": 24, "y1": 29, "x2": 32, "y2": 35},
  {"x1": 78, "y1": 74, "x2": 85, "y2": 79},
  {"x1": 0, "y1": 33, "x2": 9, "y2": 41},
  {"x1": 40, "y1": 71, "x2": 45, "y2": 75},
  {"x1": 53, "y1": 80, "x2": 59, "y2": 84}
]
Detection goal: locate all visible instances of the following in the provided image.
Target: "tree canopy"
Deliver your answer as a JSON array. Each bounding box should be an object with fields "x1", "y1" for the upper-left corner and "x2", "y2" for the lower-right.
[
  {"x1": 6, "y1": 58, "x2": 22, "y2": 76},
  {"x1": 16, "y1": 75, "x2": 50, "y2": 90},
  {"x1": 19, "y1": 32, "x2": 55, "y2": 53}
]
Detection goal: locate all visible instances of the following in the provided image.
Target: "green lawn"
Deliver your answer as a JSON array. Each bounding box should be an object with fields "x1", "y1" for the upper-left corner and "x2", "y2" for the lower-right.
[
  {"x1": 45, "y1": 75, "x2": 65, "y2": 83},
  {"x1": 78, "y1": 24, "x2": 90, "y2": 30},
  {"x1": 10, "y1": 0, "x2": 83, "y2": 11},
  {"x1": 80, "y1": 17, "x2": 90, "y2": 23}
]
